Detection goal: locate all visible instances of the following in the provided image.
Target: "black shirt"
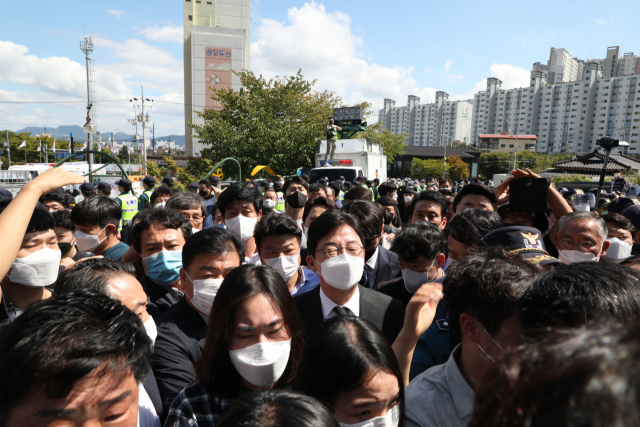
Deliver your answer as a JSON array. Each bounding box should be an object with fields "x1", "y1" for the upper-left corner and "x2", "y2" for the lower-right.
[{"x1": 72, "y1": 247, "x2": 92, "y2": 261}]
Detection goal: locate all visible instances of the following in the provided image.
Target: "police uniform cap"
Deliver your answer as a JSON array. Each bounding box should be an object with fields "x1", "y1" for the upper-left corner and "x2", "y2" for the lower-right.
[
  {"x1": 97, "y1": 182, "x2": 112, "y2": 192},
  {"x1": 80, "y1": 182, "x2": 95, "y2": 193},
  {"x1": 606, "y1": 197, "x2": 638, "y2": 214},
  {"x1": 480, "y1": 225, "x2": 561, "y2": 265},
  {"x1": 142, "y1": 176, "x2": 156, "y2": 185}
]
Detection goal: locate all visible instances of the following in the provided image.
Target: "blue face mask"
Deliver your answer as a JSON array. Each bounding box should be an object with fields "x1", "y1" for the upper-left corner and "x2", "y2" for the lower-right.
[
  {"x1": 143, "y1": 250, "x2": 183, "y2": 286},
  {"x1": 214, "y1": 223, "x2": 227, "y2": 229}
]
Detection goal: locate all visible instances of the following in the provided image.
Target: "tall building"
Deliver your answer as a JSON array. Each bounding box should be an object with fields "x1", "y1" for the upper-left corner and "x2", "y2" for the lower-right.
[
  {"x1": 378, "y1": 93, "x2": 473, "y2": 147},
  {"x1": 533, "y1": 48, "x2": 584, "y2": 84},
  {"x1": 183, "y1": 0, "x2": 251, "y2": 156},
  {"x1": 469, "y1": 62, "x2": 640, "y2": 156}
]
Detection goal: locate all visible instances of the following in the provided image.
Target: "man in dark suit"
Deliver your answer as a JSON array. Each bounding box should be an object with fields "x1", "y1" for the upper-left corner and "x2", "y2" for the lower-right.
[
  {"x1": 294, "y1": 210, "x2": 405, "y2": 344},
  {"x1": 342, "y1": 200, "x2": 402, "y2": 289},
  {"x1": 152, "y1": 228, "x2": 243, "y2": 415}
]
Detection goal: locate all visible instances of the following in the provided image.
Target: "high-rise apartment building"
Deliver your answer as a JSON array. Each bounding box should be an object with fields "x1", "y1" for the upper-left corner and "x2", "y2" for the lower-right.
[
  {"x1": 469, "y1": 62, "x2": 640, "y2": 156},
  {"x1": 533, "y1": 48, "x2": 584, "y2": 84},
  {"x1": 378, "y1": 93, "x2": 473, "y2": 147},
  {"x1": 183, "y1": 0, "x2": 251, "y2": 156}
]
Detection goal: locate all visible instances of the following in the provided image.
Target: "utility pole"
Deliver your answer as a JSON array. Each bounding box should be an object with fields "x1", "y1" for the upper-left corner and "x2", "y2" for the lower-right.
[
  {"x1": 80, "y1": 36, "x2": 95, "y2": 178},
  {"x1": 141, "y1": 87, "x2": 147, "y2": 173},
  {"x1": 4, "y1": 130, "x2": 11, "y2": 167},
  {"x1": 152, "y1": 122, "x2": 155, "y2": 155}
]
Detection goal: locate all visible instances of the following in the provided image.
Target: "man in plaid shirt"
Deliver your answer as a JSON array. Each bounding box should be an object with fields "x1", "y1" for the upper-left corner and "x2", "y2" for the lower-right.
[{"x1": 610, "y1": 169, "x2": 629, "y2": 194}]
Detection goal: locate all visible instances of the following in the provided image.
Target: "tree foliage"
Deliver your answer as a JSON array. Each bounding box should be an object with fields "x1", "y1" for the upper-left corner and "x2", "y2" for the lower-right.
[
  {"x1": 191, "y1": 69, "x2": 341, "y2": 177},
  {"x1": 0, "y1": 131, "x2": 86, "y2": 168},
  {"x1": 446, "y1": 156, "x2": 470, "y2": 181},
  {"x1": 479, "y1": 151, "x2": 574, "y2": 178},
  {"x1": 357, "y1": 122, "x2": 408, "y2": 163},
  {"x1": 410, "y1": 156, "x2": 470, "y2": 180}
]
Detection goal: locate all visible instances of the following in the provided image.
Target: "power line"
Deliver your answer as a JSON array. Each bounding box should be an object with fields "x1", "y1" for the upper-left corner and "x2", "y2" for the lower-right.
[{"x1": 0, "y1": 99, "x2": 131, "y2": 104}]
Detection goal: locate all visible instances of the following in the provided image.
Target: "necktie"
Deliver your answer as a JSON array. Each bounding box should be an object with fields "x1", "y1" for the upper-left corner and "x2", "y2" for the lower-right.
[{"x1": 332, "y1": 306, "x2": 351, "y2": 317}]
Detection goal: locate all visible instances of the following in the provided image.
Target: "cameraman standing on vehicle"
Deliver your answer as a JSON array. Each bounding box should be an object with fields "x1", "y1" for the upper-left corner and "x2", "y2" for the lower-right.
[{"x1": 324, "y1": 116, "x2": 342, "y2": 166}]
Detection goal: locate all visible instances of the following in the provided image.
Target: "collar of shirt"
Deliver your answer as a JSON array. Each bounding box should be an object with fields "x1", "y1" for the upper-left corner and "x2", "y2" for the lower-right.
[
  {"x1": 319, "y1": 285, "x2": 360, "y2": 319},
  {"x1": 446, "y1": 344, "x2": 475, "y2": 420},
  {"x1": 365, "y1": 247, "x2": 379, "y2": 270},
  {"x1": 245, "y1": 252, "x2": 261, "y2": 265},
  {"x1": 290, "y1": 266, "x2": 306, "y2": 296}
]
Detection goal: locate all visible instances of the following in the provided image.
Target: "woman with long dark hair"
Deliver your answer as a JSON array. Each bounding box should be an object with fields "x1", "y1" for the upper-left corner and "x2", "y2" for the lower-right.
[
  {"x1": 165, "y1": 264, "x2": 305, "y2": 426},
  {"x1": 293, "y1": 316, "x2": 405, "y2": 427}
]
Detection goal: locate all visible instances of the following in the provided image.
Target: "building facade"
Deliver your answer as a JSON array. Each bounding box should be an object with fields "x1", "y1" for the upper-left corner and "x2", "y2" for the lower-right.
[
  {"x1": 478, "y1": 134, "x2": 537, "y2": 154},
  {"x1": 183, "y1": 0, "x2": 251, "y2": 156},
  {"x1": 378, "y1": 92, "x2": 473, "y2": 147},
  {"x1": 470, "y1": 62, "x2": 640, "y2": 156}
]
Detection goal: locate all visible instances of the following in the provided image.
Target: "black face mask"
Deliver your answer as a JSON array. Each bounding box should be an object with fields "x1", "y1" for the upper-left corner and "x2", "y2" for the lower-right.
[
  {"x1": 364, "y1": 247, "x2": 377, "y2": 262},
  {"x1": 198, "y1": 190, "x2": 209, "y2": 197},
  {"x1": 286, "y1": 191, "x2": 307, "y2": 209},
  {"x1": 58, "y1": 242, "x2": 73, "y2": 256},
  {"x1": 384, "y1": 211, "x2": 394, "y2": 225}
]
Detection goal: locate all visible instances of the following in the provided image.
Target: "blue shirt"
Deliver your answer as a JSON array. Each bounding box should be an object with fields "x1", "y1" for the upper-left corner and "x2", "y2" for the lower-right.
[
  {"x1": 102, "y1": 241, "x2": 130, "y2": 260},
  {"x1": 291, "y1": 267, "x2": 320, "y2": 296}
]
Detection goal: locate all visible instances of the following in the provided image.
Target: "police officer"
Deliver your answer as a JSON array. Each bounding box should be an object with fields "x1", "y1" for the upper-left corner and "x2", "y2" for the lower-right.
[
  {"x1": 274, "y1": 178, "x2": 286, "y2": 212},
  {"x1": 115, "y1": 178, "x2": 139, "y2": 244},
  {"x1": 79, "y1": 182, "x2": 96, "y2": 199},
  {"x1": 162, "y1": 176, "x2": 175, "y2": 188},
  {"x1": 138, "y1": 176, "x2": 156, "y2": 210},
  {"x1": 97, "y1": 181, "x2": 112, "y2": 198}
]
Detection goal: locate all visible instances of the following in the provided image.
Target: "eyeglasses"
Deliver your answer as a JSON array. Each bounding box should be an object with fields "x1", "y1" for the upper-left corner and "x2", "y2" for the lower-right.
[
  {"x1": 557, "y1": 238, "x2": 599, "y2": 252},
  {"x1": 183, "y1": 214, "x2": 203, "y2": 223},
  {"x1": 316, "y1": 243, "x2": 364, "y2": 258}
]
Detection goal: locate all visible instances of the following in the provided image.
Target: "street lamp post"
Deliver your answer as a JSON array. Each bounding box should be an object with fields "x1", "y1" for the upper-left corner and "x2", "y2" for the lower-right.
[{"x1": 441, "y1": 134, "x2": 455, "y2": 180}]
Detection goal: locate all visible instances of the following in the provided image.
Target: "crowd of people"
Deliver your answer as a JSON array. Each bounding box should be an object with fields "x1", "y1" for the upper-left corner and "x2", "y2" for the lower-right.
[{"x1": 1, "y1": 166, "x2": 640, "y2": 427}]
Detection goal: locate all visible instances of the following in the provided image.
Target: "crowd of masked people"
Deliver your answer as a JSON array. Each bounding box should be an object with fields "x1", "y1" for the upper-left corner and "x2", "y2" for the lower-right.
[{"x1": 1, "y1": 165, "x2": 640, "y2": 427}]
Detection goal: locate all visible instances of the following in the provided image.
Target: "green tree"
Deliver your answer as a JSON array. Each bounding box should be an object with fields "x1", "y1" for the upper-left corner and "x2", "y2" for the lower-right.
[
  {"x1": 410, "y1": 158, "x2": 443, "y2": 179},
  {"x1": 357, "y1": 122, "x2": 409, "y2": 163},
  {"x1": 117, "y1": 146, "x2": 130, "y2": 164},
  {"x1": 446, "y1": 156, "x2": 470, "y2": 181},
  {"x1": 192, "y1": 69, "x2": 341, "y2": 177}
]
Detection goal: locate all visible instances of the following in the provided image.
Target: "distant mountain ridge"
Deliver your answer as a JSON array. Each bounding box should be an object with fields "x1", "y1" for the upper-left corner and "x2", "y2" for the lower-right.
[{"x1": 13, "y1": 125, "x2": 185, "y2": 145}]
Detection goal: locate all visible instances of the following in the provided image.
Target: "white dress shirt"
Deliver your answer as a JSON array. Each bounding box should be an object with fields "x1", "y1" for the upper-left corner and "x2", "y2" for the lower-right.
[
  {"x1": 365, "y1": 246, "x2": 379, "y2": 270},
  {"x1": 319, "y1": 286, "x2": 360, "y2": 320}
]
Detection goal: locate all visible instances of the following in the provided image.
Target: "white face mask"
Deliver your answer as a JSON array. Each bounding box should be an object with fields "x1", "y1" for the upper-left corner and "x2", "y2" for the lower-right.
[
  {"x1": 476, "y1": 320, "x2": 507, "y2": 364},
  {"x1": 263, "y1": 199, "x2": 276, "y2": 209},
  {"x1": 192, "y1": 227, "x2": 201, "y2": 234},
  {"x1": 615, "y1": 173, "x2": 621, "y2": 178},
  {"x1": 186, "y1": 272, "x2": 223, "y2": 316},
  {"x1": 315, "y1": 253, "x2": 364, "y2": 290},
  {"x1": 601, "y1": 237, "x2": 632, "y2": 263},
  {"x1": 8, "y1": 247, "x2": 61, "y2": 287},
  {"x1": 263, "y1": 255, "x2": 299, "y2": 281},
  {"x1": 404, "y1": 196, "x2": 412, "y2": 203},
  {"x1": 402, "y1": 259, "x2": 436, "y2": 293},
  {"x1": 229, "y1": 339, "x2": 291, "y2": 387},
  {"x1": 558, "y1": 247, "x2": 602, "y2": 264},
  {"x1": 143, "y1": 316, "x2": 157, "y2": 345},
  {"x1": 392, "y1": 194, "x2": 398, "y2": 201},
  {"x1": 339, "y1": 404, "x2": 400, "y2": 427},
  {"x1": 573, "y1": 203, "x2": 590, "y2": 212},
  {"x1": 74, "y1": 225, "x2": 108, "y2": 253},
  {"x1": 155, "y1": 201, "x2": 166, "y2": 208},
  {"x1": 225, "y1": 215, "x2": 258, "y2": 241}
]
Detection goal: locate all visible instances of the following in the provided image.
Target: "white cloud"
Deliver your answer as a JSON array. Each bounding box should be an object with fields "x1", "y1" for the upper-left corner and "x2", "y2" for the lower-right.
[
  {"x1": 443, "y1": 60, "x2": 453, "y2": 71},
  {"x1": 424, "y1": 67, "x2": 431, "y2": 74},
  {"x1": 444, "y1": 73, "x2": 467, "y2": 85},
  {"x1": 0, "y1": 38, "x2": 185, "y2": 134},
  {"x1": 136, "y1": 23, "x2": 183, "y2": 44},
  {"x1": 449, "y1": 63, "x2": 531, "y2": 101},
  {"x1": 251, "y1": 1, "x2": 438, "y2": 121},
  {"x1": 595, "y1": 17, "x2": 614, "y2": 26},
  {"x1": 107, "y1": 9, "x2": 124, "y2": 18}
]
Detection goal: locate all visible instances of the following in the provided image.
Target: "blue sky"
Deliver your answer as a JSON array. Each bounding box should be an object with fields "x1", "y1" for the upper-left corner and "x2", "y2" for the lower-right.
[{"x1": 0, "y1": 0, "x2": 636, "y2": 136}]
